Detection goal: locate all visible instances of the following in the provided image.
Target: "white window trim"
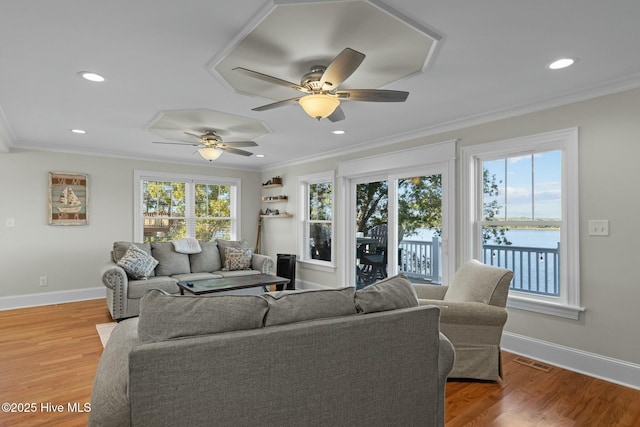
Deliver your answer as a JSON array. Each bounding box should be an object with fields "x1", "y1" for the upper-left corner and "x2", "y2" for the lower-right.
[
  {"x1": 297, "y1": 170, "x2": 336, "y2": 272},
  {"x1": 337, "y1": 140, "x2": 456, "y2": 287},
  {"x1": 134, "y1": 170, "x2": 241, "y2": 242},
  {"x1": 460, "y1": 128, "x2": 583, "y2": 320}
]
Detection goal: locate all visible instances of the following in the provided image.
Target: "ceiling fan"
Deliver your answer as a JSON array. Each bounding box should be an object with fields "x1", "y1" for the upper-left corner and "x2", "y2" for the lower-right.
[
  {"x1": 233, "y1": 47, "x2": 409, "y2": 122},
  {"x1": 152, "y1": 131, "x2": 257, "y2": 161}
]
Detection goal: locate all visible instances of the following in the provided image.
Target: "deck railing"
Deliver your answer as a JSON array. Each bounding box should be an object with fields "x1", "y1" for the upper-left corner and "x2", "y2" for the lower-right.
[
  {"x1": 399, "y1": 238, "x2": 440, "y2": 283},
  {"x1": 398, "y1": 239, "x2": 560, "y2": 296},
  {"x1": 483, "y1": 243, "x2": 560, "y2": 296}
]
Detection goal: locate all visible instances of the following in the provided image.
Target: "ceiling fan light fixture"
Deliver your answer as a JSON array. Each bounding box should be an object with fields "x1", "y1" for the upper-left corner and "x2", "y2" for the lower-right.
[
  {"x1": 299, "y1": 94, "x2": 340, "y2": 119},
  {"x1": 198, "y1": 147, "x2": 223, "y2": 161}
]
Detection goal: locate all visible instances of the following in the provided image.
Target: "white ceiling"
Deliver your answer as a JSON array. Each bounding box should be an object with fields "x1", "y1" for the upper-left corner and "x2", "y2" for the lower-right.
[{"x1": 2, "y1": 0, "x2": 640, "y2": 170}]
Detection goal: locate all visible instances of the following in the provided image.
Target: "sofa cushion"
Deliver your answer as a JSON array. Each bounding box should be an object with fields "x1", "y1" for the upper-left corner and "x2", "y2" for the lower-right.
[
  {"x1": 443, "y1": 259, "x2": 513, "y2": 304},
  {"x1": 117, "y1": 244, "x2": 159, "y2": 280},
  {"x1": 223, "y1": 247, "x2": 253, "y2": 271},
  {"x1": 151, "y1": 242, "x2": 191, "y2": 276},
  {"x1": 355, "y1": 274, "x2": 419, "y2": 313},
  {"x1": 262, "y1": 287, "x2": 357, "y2": 327},
  {"x1": 137, "y1": 289, "x2": 269, "y2": 343},
  {"x1": 189, "y1": 241, "x2": 222, "y2": 273},
  {"x1": 127, "y1": 276, "x2": 179, "y2": 299},
  {"x1": 215, "y1": 239, "x2": 250, "y2": 270}
]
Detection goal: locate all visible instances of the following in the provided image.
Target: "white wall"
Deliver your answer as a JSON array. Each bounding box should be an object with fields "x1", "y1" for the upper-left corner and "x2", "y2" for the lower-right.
[
  {"x1": 0, "y1": 151, "x2": 261, "y2": 300},
  {"x1": 261, "y1": 88, "x2": 640, "y2": 368}
]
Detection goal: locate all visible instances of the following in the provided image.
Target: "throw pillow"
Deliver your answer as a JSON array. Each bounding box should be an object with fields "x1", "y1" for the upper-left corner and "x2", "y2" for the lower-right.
[
  {"x1": 215, "y1": 239, "x2": 250, "y2": 270},
  {"x1": 117, "y1": 244, "x2": 159, "y2": 280},
  {"x1": 443, "y1": 259, "x2": 513, "y2": 304},
  {"x1": 138, "y1": 289, "x2": 269, "y2": 343},
  {"x1": 354, "y1": 273, "x2": 419, "y2": 313},
  {"x1": 224, "y1": 247, "x2": 252, "y2": 271},
  {"x1": 189, "y1": 241, "x2": 222, "y2": 273},
  {"x1": 262, "y1": 287, "x2": 357, "y2": 327}
]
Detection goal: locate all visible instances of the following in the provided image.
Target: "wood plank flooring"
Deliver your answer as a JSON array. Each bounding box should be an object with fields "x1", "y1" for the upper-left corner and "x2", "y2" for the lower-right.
[
  {"x1": 0, "y1": 299, "x2": 111, "y2": 427},
  {"x1": 1, "y1": 299, "x2": 639, "y2": 426}
]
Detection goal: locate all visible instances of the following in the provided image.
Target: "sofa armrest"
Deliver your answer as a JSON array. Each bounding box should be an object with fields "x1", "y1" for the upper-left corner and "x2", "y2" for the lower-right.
[
  {"x1": 419, "y1": 299, "x2": 508, "y2": 326},
  {"x1": 101, "y1": 261, "x2": 129, "y2": 320},
  {"x1": 414, "y1": 284, "x2": 448, "y2": 300},
  {"x1": 436, "y1": 332, "x2": 455, "y2": 427},
  {"x1": 102, "y1": 261, "x2": 127, "y2": 290},
  {"x1": 89, "y1": 318, "x2": 139, "y2": 427},
  {"x1": 251, "y1": 253, "x2": 275, "y2": 274}
]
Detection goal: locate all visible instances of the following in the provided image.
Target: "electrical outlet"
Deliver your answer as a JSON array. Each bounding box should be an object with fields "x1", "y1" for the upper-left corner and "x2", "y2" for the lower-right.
[
  {"x1": 39, "y1": 276, "x2": 48, "y2": 287},
  {"x1": 5, "y1": 218, "x2": 14, "y2": 227}
]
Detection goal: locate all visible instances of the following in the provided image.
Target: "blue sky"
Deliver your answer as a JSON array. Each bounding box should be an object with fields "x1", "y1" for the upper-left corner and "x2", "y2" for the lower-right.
[{"x1": 484, "y1": 150, "x2": 562, "y2": 220}]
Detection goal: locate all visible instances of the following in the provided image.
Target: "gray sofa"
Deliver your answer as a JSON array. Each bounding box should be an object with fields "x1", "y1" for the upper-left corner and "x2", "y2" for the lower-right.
[
  {"x1": 89, "y1": 275, "x2": 455, "y2": 427},
  {"x1": 101, "y1": 240, "x2": 275, "y2": 320}
]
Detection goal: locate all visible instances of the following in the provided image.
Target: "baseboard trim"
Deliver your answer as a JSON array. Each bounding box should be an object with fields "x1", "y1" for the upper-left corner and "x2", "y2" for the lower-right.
[
  {"x1": 502, "y1": 331, "x2": 640, "y2": 391},
  {"x1": 0, "y1": 287, "x2": 104, "y2": 311},
  {"x1": 295, "y1": 280, "x2": 333, "y2": 290}
]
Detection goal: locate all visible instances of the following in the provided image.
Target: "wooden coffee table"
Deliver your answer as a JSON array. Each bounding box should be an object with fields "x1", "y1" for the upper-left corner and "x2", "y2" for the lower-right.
[{"x1": 177, "y1": 274, "x2": 290, "y2": 295}]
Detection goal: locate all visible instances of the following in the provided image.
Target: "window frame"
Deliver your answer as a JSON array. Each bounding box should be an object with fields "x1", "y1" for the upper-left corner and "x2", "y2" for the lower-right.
[
  {"x1": 134, "y1": 170, "x2": 241, "y2": 242},
  {"x1": 297, "y1": 170, "x2": 336, "y2": 272},
  {"x1": 461, "y1": 128, "x2": 583, "y2": 319}
]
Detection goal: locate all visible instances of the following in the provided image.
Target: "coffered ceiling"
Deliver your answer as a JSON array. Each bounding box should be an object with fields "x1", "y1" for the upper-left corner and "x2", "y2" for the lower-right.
[{"x1": 2, "y1": 0, "x2": 640, "y2": 169}]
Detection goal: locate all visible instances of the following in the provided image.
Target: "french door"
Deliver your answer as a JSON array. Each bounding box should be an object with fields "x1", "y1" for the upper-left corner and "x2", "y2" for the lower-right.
[{"x1": 349, "y1": 166, "x2": 448, "y2": 288}]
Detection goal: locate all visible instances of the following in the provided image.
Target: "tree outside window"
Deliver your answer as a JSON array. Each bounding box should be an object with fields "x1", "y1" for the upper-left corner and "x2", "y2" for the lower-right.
[{"x1": 136, "y1": 172, "x2": 238, "y2": 243}]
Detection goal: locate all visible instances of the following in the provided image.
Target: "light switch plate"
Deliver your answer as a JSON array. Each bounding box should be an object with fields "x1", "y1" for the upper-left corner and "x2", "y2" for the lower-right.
[
  {"x1": 588, "y1": 220, "x2": 609, "y2": 236},
  {"x1": 5, "y1": 218, "x2": 14, "y2": 227}
]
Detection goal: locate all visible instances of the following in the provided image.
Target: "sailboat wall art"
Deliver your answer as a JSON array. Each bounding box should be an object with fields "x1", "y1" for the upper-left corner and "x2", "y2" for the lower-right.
[{"x1": 48, "y1": 172, "x2": 88, "y2": 225}]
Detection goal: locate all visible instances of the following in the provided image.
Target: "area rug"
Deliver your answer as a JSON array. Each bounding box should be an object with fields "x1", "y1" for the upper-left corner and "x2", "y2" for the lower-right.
[{"x1": 96, "y1": 322, "x2": 117, "y2": 347}]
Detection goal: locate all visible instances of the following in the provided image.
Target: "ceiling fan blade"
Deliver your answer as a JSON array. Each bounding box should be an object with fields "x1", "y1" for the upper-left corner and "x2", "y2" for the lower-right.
[
  {"x1": 337, "y1": 89, "x2": 409, "y2": 102},
  {"x1": 319, "y1": 48, "x2": 365, "y2": 90},
  {"x1": 327, "y1": 106, "x2": 345, "y2": 122},
  {"x1": 152, "y1": 141, "x2": 200, "y2": 146},
  {"x1": 184, "y1": 131, "x2": 203, "y2": 140},
  {"x1": 252, "y1": 97, "x2": 301, "y2": 112},
  {"x1": 220, "y1": 147, "x2": 254, "y2": 157},
  {"x1": 219, "y1": 141, "x2": 258, "y2": 147},
  {"x1": 233, "y1": 67, "x2": 308, "y2": 93}
]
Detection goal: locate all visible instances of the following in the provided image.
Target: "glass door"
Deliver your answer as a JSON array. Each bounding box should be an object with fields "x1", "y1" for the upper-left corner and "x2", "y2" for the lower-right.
[
  {"x1": 354, "y1": 178, "x2": 388, "y2": 288},
  {"x1": 395, "y1": 174, "x2": 443, "y2": 284}
]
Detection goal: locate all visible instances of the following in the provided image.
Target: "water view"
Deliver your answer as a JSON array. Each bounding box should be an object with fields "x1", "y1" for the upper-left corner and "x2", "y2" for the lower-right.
[{"x1": 402, "y1": 228, "x2": 561, "y2": 296}]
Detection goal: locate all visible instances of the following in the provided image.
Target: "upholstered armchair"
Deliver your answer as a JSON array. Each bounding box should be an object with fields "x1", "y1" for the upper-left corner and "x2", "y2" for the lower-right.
[{"x1": 414, "y1": 259, "x2": 513, "y2": 381}]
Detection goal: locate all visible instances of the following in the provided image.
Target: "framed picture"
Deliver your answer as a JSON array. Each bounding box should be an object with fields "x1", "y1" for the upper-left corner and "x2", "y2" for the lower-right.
[{"x1": 48, "y1": 172, "x2": 89, "y2": 225}]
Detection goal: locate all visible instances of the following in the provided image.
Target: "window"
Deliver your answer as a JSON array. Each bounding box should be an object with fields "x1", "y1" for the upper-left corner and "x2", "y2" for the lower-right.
[
  {"x1": 298, "y1": 171, "x2": 334, "y2": 270},
  {"x1": 461, "y1": 128, "x2": 582, "y2": 319},
  {"x1": 134, "y1": 171, "x2": 240, "y2": 242}
]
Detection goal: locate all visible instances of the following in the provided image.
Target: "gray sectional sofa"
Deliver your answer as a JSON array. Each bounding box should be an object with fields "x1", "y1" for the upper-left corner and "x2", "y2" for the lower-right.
[
  {"x1": 89, "y1": 274, "x2": 455, "y2": 427},
  {"x1": 101, "y1": 240, "x2": 275, "y2": 320}
]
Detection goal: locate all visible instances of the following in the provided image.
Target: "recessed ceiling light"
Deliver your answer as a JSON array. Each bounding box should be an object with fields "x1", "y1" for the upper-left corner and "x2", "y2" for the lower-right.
[
  {"x1": 547, "y1": 58, "x2": 576, "y2": 70},
  {"x1": 71, "y1": 129, "x2": 86, "y2": 134},
  {"x1": 78, "y1": 71, "x2": 105, "y2": 82},
  {"x1": 256, "y1": 154, "x2": 265, "y2": 158},
  {"x1": 331, "y1": 130, "x2": 346, "y2": 135}
]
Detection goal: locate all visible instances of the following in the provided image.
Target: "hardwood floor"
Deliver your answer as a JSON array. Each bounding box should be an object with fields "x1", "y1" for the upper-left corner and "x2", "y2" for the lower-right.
[
  {"x1": 1, "y1": 299, "x2": 639, "y2": 426},
  {"x1": 0, "y1": 299, "x2": 112, "y2": 427}
]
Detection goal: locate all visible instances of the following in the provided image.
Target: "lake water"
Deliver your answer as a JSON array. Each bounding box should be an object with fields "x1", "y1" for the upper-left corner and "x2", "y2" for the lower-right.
[{"x1": 410, "y1": 228, "x2": 560, "y2": 248}]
